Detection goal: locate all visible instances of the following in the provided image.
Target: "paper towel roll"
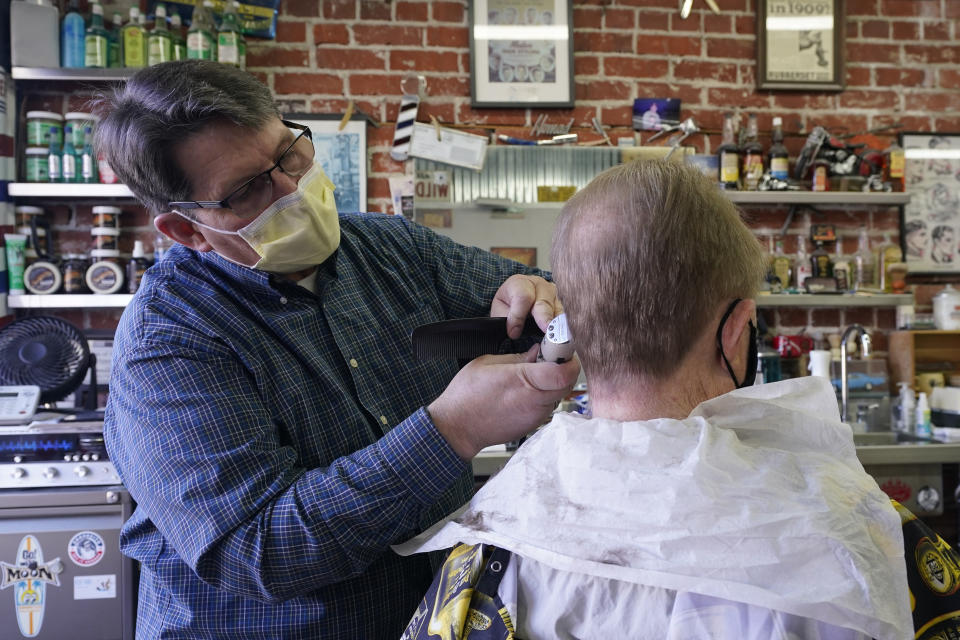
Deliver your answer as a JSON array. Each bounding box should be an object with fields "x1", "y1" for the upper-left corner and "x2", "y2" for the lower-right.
[{"x1": 808, "y1": 350, "x2": 832, "y2": 378}]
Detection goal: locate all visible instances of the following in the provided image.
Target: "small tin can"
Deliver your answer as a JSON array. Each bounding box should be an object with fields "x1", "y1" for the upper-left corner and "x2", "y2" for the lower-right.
[{"x1": 62, "y1": 254, "x2": 89, "y2": 293}]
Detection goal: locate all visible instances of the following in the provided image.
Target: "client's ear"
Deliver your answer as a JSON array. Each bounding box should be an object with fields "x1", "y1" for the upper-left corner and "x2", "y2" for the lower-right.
[{"x1": 155, "y1": 212, "x2": 213, "y2": 252}]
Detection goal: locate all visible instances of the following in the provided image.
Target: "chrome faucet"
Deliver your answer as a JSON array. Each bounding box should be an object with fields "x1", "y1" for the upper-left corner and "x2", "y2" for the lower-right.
[{"x1": 840, "y1": 324, "x2": 871, "y2": 422}]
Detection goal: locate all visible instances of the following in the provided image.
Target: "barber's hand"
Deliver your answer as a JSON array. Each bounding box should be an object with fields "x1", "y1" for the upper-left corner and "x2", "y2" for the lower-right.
[
  {"x1": 428, "y1": 345, "x2": 581, "y2": 460},
  {"x1": 491, "y1": 275, "x2": 561, "y2": 339}
]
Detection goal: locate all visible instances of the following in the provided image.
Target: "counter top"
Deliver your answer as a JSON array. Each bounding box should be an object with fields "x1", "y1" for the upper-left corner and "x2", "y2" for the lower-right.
[{"x1": 472, "y1": 442, "x2": 960, "y2": 477}]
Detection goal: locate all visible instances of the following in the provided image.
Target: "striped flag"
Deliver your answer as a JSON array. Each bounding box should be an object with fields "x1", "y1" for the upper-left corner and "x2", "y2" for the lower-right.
[{"x1": 390, "y1": 94, "x2": 420, "y2": 162}]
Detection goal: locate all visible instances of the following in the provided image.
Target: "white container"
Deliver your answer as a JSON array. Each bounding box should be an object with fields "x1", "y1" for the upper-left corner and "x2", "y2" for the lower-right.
[
  {"x1": 10, "y1": 0, "x2": 60, "y2": 69},
  {"x1": 933, "y1": 284, "x2": 960, "y2": 330},
  {"x1": 807, "y1": 350, "x2": 832, "y2": 378}
]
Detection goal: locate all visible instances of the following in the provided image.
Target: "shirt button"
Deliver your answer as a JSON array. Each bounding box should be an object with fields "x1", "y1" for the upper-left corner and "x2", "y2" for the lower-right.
[
  {"x1": 380, "y1": 415, "x2": 388, "y2": 425},
  {"x1": 279, "y1": 297, "x2": 288, "y2": 304},
  {"x1": 349, "y1": 358, "x2": 359, "y2": 368}
]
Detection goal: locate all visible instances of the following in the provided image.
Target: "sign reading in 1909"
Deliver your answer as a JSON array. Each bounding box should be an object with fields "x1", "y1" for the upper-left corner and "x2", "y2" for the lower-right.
[{"x1": 759, "y1": 0, "x2": 844, "y2": 91}]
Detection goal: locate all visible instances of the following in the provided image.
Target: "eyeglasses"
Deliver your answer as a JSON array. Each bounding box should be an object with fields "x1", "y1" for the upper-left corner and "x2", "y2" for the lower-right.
[{"x1": 169, "y1": 120, "x2": 314, "y2": 219}]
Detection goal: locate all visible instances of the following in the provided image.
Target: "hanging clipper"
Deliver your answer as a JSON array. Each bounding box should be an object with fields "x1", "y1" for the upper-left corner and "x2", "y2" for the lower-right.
[{"x1": 539, "y1": 313, "x2": 575, "y2": 363}]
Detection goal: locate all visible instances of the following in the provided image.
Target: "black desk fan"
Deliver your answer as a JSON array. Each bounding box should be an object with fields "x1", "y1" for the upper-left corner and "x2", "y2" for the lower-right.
[{"x1": 0, "y1": 316, "x2": 100, "y2": 417}]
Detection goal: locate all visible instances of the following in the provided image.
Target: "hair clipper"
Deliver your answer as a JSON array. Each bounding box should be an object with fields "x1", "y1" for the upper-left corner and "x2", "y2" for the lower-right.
[{"x1": 539, "y1": 313, "x2": 575, "y2": 363}]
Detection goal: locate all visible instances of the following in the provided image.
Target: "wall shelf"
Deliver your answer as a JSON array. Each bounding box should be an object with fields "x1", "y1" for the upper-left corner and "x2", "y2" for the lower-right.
[
  {"x1": 757, "y1": 293, "x2": 913, "y2": 308},
  {"x1": 7, "y1": 183, "x2": 134, "y2": 199},
  {"x1": 9, "y1": 294, "x2": 133, "y2": 309},
  {"x1": 11, "y1": 67, "x2": 135, "y2": 82},
  {"x1": 726, "y1": 191, "x2": 911, "y2": 205}
]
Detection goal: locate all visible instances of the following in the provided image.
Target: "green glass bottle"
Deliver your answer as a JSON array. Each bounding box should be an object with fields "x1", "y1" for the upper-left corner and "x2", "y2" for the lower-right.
[
  {"x1": 187, "y1": 0, "x2": 217, "y2": 61},
  {"x1": 121, "y1": 6, "x2": 146, "y2": 68},
  {"x1": 170, "y1": 13, "x2": 187, "y2": 60},
  {"x1": 84, "y1": 3, "x2": 109, "y2": 68},
  {"x1": 217, "y1": 1, "x2": 246, "y2": 68},
  {"x1": 108, "y1": 11, "x2": 122, "y2": 68},
  {"x1": 147, "y1": 3, "x2": 173, "y2": 65}
]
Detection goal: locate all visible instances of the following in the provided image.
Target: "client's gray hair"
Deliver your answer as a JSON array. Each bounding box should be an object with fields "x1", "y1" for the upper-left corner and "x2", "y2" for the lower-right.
[
  {"x1": 92, "y1": 60, "x2": 279, "y2": 213},
  {"x1": 551, "y1": 160, "x2": 765, "y2": 383}
]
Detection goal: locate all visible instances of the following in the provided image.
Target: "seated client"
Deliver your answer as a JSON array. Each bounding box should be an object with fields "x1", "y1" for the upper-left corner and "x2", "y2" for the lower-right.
[{"x1": 398, "y1": 160, "x2": 911, "y2": 640}]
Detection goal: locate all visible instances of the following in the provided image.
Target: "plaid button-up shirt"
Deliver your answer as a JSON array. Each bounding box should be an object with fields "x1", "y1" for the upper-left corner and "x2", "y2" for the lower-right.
[{"x1": 104, "y1": 213, "x2": 540, "y2": 638}]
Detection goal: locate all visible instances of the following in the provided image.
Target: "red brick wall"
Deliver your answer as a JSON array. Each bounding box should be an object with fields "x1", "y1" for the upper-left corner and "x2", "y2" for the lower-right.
[{"x1": 22, "y1": 0, "x2": 960, "y2": 342}]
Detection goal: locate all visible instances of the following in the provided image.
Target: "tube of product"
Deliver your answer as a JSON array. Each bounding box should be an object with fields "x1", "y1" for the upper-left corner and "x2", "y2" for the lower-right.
[{"x1": 4, "y1": 234, "x2": 27, "y2": 295}]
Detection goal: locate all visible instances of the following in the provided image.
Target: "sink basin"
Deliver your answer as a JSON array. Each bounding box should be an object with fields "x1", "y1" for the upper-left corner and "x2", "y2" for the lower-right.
[{"x1": 853, "y1": 431, "x2": 898, "y2": 446}]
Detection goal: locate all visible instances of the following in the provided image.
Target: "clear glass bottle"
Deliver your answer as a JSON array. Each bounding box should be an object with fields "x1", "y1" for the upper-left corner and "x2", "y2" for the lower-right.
[
  {"x1": 121, "y1": 6, "x2": 146, "y2": 68},
  {"x1": 833, "y1": 246, "x2": 850, "y2": 291},
  {"x1": 742, "y1": 113, "x2": 764, "y2": 191},
  {"x1": 170, "y1": 13, "x2": 187, "y2": 60},
  {"x1": 81, "y1": 126, "x2": 98, "y2": 183},
  {"x1": 217, "y1": 1, "x2": 246, "y2": 69},
  {"x1": 772, "y1": 239, "x2": 791, "y2": 290},
  {"x1": 84, "y1": 3, "x2": 109, "y2": 69},
  {"x1": 62, "y1": 125, "x2": 78, "y2": 183},
  {"x1": 768, "y1": 116, "x2": 789, "y2": 181},
  {"x1": 46, "y1": 131, "x2": 62, "y2": 183},
  {"x1": 853, "y1": 225, "x2": 875, "y2": 291},
  {"x1": 811, "y1": 241, "x2": 832, "y2": 279},
  {"x1": 718, "y1": 112, "x2": 740, "y2": 190},
  {"x1": 188, "y1": 0, "x2": 217, "y2": 60},
  {"x1": 876, "y1": 232, "x2": 903, "y2": 293},
  {"x1": 148, "y1": 3, "x2": 173, "y2": 65},
  {"x1": 795, "y1": 236, "x2": 812, "y2": 290}
]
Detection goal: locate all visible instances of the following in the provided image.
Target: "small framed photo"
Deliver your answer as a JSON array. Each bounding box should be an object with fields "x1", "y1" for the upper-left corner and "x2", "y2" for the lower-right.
[
  {"x1": 757, "y1": 0, "x2": 845, "y2": 91},
  {"x1": 901, "y1": 132, "x2": 960, "y2": 275},
  {"x1": 283, "y1": 114, "x2": 367, "y2": 213},
  {"x1": 468, "y1": 0, "x2": 574, "y2": 108},
  {"x1": 491, "y1": 246, "x2": 537, "y2": 267}
]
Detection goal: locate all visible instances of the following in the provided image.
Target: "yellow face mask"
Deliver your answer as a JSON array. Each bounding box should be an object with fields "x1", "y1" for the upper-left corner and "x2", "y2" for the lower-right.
[{"x1": 182, "y1": 164, "x2": 341, "y2": 273}]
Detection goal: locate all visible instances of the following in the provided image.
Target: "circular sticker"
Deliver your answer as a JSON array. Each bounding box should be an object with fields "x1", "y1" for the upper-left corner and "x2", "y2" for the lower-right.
[
  {"x1": 68, "y1": 531, "x2": 105, "y2": 567},
  {"x1": 915, "y1": 536, "x2": 959, "y2": 596}
]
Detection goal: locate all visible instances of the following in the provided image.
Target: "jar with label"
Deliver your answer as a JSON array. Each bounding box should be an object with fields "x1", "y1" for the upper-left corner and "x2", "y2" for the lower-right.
[
  {"x1": 86, "y1": 255, "x2": 124, "y2": 295},
  {"x1": 64, "y1": 112, "x2": 98, "y2": 147},
  {"x1": 92, "y1": 206, "x2": 122, "y2": 229},
  {"x1": 62, "y1": 254, "x2": 89, "y2": 293},
  {"x1": 24, "y1": 261, "x2": 62, "y2": 295},
  {"x1": 26, "y1": 111, "x2": 63, "y2": 148},
  {"x1": 91, "y1": 227, "x2": 120, "y2": 251},
  {"x1": 24, "y1": 148, "x2": 49, "y2": 182},
  {"x1": 15, "y1": 206, "x2": 44, "y2": 230},
  {"x1": 812, "y1": 159, "x2": 830, "y2": 192}
]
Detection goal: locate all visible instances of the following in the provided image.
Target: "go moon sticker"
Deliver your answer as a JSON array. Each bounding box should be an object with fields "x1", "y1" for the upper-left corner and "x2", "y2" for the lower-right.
[
  {"x1": 0, "y1": 534, "x2": 63, "y2": 638},
  {"x1": 68, "y1": 531, "x2": 105, "y2": 567}
]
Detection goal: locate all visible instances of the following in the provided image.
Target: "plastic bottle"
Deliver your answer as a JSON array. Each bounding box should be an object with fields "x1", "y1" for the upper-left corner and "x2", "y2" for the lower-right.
[
  {"x1": 84, "y1": 3, "x2": 109, "y2": 68},
  {"x1": 61, "y1": 125, "x2": 78, "y2": 183},
  {"x1": 81, "y1": 126, "x2": 97, "y2": 183},
  {"x1": 853, "y1": 225, "x2": 875, "y2": 291},
  {"x1": 121, "y1": 6, "x2": 146, "y2": 68},
  {"x1": 217, "y1": 1, "x2": 246, "y2": 69},
  {"x1": 742, "y1": 113, "x2": 764, "y2": 191},
  {"x1": 46, "y1": 131, "x2": 62, "y2": 183},
  {"x1": 138, "y1": 12, "x2": 150, "y2": 62},
  {"x1": 916, "y1": 391, "x2": 932, "y2": 439},
  {"x1": 109, "y1": 11, "x2": 123, "y2": 68},
  {"x1": 170, "y1": 13, "x2": 187, "y2": 60},
  {"x1": 61, "y1": 0, "x2": 86, "y2": 68},
  {"x1": 154, "y1": 231, "x2": 171, "y2": 263},
  {"x1": 10, "y1": 0, "x2": 60, "y2": 68},
  {"x1": 795, "y1": 237, "x2": 812, "y2": 290},
  {"x1": 769, "y1": 117, "x2": 789, "y2": 181},
  {"x1": 127, "y1": 240, "x2": 149, "y2": 293},
  {"x1": 717, "y1": 112, "x2": 740, "y2": 190},
  {"x1": 896, "y1": 382, "x2": 915, "y2": 435},
  {"x1": 188, "y1": 0, "x2": 217, "y2": 60},
  {"x1": 148, "y1": 3, "x2": 173, "y2": 65}
]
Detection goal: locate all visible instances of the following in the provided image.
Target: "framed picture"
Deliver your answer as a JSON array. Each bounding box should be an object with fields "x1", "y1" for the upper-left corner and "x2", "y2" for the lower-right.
[
  {"x1": 468, "y1": 0, "x2": 574, "y2": 108},
  {"x1": 900, "y1": 132, "x2": 960, "y2": 274},
  {"x1": 491, "y1": 246, "x2": 537, "y2": 267},
  {"x1": 284, "y1": 114, "x2": 367, "y2": 213},
  {"x1": 757, "y1": 0, "x2": 845, "y2": 91}
]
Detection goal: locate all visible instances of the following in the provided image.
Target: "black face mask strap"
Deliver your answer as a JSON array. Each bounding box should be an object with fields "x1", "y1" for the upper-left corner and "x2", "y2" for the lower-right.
[{"x1": 716, "y1": 298, "x2": 756, "y2": 389}]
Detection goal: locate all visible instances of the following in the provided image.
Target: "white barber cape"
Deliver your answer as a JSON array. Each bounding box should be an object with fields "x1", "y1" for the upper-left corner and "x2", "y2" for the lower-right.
[{"x1": 396, "y1": 377, "x2": 913, "y2": 640}]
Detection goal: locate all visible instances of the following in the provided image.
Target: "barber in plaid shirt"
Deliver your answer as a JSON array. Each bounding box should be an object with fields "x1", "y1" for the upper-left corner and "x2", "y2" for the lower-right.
[{"x1": 98, "y1": 61, "x2": 579, "y2": 639}]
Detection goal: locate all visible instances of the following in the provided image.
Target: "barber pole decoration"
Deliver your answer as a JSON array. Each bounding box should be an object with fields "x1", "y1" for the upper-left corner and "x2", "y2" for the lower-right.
[{"x1": 391, "y1": 74, "x2": 426, "y2": 162}]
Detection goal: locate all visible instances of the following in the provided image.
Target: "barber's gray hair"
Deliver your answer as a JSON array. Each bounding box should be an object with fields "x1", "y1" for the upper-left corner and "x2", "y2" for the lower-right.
[
  {"x1": 551, "y1": 160, "x2": 765, "y2": 382},
  {"x1": 92, "y1": 60, "x2": 280, "y2": 213}
]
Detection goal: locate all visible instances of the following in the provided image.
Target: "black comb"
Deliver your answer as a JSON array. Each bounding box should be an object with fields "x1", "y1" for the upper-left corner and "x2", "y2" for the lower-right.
[{"x1": 411, "y1": 316, "x2": 544, "y2": 361}]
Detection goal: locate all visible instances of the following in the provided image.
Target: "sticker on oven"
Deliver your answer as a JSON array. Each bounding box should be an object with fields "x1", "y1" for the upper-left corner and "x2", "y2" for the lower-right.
[
  {"x1": 68, "y1": 531, "x2": 105, "y2": 567},
  {"x1": 0, "y1": 534, "x2": 63, "y2": 638},
  {"x1": 74, "y1": 574, "x2": 116, "y2": 600}
]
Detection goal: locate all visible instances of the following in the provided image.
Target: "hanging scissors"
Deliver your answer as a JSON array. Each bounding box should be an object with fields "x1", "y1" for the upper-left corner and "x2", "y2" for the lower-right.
[{"x1": 680, "y1": 0, "x2": 721, "y2": 19}]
